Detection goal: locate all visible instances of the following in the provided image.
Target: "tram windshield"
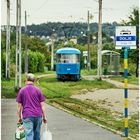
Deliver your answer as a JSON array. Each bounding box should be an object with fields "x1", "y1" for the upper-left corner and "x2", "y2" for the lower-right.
[{"x1": 57, "y1": 54, "x2": 80, "y2": 64}]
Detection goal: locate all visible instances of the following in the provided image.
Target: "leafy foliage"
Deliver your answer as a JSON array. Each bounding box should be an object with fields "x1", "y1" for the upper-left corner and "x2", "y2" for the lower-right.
[
  {"x1": 36, "y1": 52, "x2": 45, "y2": 72},
  {"x1": 122, "y1": 7, "x2": 139, "y2": 77},
  {"x1": 28, "y1": 50, "x2": 38, "y2": 73},
  {"x1": 1, "y1": 52, "x2": 6, "y2": 78},
  {"x1": 25, "y1": 50, "x2": 45, "y2": 73},
  {"x1": 25, "y1": 22, "x2": 118, "y2": 39},
  {"x1": 1, "y1": 32, "x2": 47, "y2": 77}
]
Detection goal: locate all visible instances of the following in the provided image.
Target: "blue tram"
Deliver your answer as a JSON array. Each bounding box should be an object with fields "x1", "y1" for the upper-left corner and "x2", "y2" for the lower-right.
[{"x1": 56, "y1": 47, "x2": 81, "y2": 81}]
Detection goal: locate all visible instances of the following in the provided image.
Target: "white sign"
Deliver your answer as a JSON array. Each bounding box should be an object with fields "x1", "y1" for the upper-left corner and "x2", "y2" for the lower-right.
[
  {"x1": 84, "y1": 57, "x2": 87, "y2": 64},
  {"x1": 115, "y1": 26, "x2": 136, "y2": 49},
  {"x1": 83, "y1": 51, "x2": 88, "y2": 56}
]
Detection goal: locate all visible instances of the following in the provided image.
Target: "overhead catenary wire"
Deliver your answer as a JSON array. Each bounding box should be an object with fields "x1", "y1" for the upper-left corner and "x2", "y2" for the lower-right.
[
  {"x1": 30, "y1": 0, "x2": 49, "y2": 15},
  {"x1": 5, "y1": 0, "x2": 130, "y2": 25},
  {"x1": 5, "y1": 0, "x2": 49, "y2": 22},
  {"x1": 91, "y1": 0, "x2": 98, "y2": 2}
]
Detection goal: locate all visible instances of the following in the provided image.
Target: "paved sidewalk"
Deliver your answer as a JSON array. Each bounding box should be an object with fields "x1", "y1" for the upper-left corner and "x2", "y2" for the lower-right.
[{"x1": 2, "y1": 99, "x2": 123, "y2": 140}]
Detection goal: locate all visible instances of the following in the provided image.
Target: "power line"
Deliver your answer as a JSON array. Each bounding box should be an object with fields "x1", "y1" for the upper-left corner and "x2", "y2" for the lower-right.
[
  {"x1": 30, "y1": 0, "x2": 49, "y2": 15},
  {"x1": 103, "y1": 8, "x2": 114, "y2": 11},
  {"x1": 92, "y1": 0, "x2": 98, "y2": 2}
]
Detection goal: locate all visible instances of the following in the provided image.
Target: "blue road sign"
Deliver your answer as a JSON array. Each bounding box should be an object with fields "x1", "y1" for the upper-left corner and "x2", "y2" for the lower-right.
[{"x1": 116, "y1": 36, "x2": 136, "y2": 41}]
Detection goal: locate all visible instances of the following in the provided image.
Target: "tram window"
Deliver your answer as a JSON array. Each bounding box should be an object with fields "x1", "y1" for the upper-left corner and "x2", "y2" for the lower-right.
[
  {"x1": 57, "y1": 54, "x2": 80, "y2": 64},
  {"x1": 57, "y1": 54, "x2": 61, "y2": 63}
]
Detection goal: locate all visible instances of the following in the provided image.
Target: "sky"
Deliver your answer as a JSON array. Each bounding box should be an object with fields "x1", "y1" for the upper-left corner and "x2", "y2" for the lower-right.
[{"x1": 1, "y1": 0, "x2": 139, "y2": 25}]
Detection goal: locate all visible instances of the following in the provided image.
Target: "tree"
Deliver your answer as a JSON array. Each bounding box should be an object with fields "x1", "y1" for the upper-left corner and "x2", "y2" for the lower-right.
[
  {"x1": 122, "y1": 7, "x2": 139, "y2": 77},
  {"x1": 127, "y1": 7, "x2": 139, "y2": 77}
]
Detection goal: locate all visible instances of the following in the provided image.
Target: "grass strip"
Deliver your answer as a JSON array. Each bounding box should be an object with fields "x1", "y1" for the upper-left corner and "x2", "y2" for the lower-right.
[{"x1": 48, "y1": 98, "x2": 138, "y2": 140}]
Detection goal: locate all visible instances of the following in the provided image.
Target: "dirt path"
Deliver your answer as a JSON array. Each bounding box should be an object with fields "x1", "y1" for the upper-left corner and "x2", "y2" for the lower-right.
[
  {"x1": 37, "y1": 73, "x2": 55, "y2": 79},
  {"x1": 102, "y1": 79, "x2": 139, "y2": 90},
  {"x1": 82, "y1": 76, "x2": 139, "y2": 90},
  {"x1": 71, "y1": 88, "x2": 139, "y2": 114}
]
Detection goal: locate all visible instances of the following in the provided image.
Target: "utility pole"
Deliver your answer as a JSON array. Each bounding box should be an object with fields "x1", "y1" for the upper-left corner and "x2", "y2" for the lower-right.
[
  {"x1": 6, "y1": 0, "x2": 10, "y2": 79},
  {"x1": 15, "y1": 0, "x2": 21, "y2": 91},
  {"x1": 87, "y1": 10, "x2": 91, "y2": 71},
  {"x1": 51, "y1": 29, "x2": 56, "y2": 71},
  {"x1": 97, "y1": 0, "x2": 102, "y2": 80},
  {"x1": 25, "y1": 10, "x2": 28, "y2": 74},
  {"x1": 51, "y1": 38, "x2": 54, "y2": 71}
]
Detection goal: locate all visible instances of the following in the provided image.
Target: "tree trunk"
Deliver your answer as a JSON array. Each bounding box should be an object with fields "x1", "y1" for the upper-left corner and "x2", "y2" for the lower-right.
[{"x1": 136, "y1": 56, "x2": 139, "y2": 77}]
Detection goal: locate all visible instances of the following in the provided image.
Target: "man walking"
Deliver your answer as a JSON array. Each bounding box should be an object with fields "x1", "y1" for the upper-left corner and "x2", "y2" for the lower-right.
[{"x1": 16, "y1": 73, "x2": 47, "y2": 140}]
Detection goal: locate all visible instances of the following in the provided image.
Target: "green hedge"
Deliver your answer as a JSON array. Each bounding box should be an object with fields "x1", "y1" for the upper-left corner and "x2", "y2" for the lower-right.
[
  {"x1": 2, "y1": 49, "x2": 46, "y2": 78},
  {"x1": 26, "y1": 50, "x2": 45, "y2": 73}
]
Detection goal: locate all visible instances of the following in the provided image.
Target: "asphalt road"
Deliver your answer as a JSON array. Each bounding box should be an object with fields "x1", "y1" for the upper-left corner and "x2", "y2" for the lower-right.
[{"x1": 2, "y1": 99, "x2": 123, "y2": 140}]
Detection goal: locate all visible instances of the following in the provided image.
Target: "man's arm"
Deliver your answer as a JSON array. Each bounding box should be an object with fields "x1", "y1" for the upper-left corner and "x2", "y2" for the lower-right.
[
  {"x1": 40, "y1": 102, "x2": 47, "y2": 123},
  {"x1": 17, "y1": 103, "x2": 22, "y2": 123}
]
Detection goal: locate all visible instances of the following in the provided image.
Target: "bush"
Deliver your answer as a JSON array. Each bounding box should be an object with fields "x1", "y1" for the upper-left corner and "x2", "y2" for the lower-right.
[
  {"x1": 2, "y1": 52, "x2": 6, "y2": 78},
  {"x1": 91, "y1": 57, "x2": 97, "y2": 69},
  {"x1": 46, "y1": 63, "x2": 51, "y2": 70},
  {"x1": 36, "y1": 52, "x2": 45, "y2": 72},
  {"x1": 10, "y1": 64, "x2": 16, "y2": 77},
  {"x1": 27, "y1": 50, "x2": 46, "y2": 73},
  {"x1": 28, "y1": 50, "x2": 38, "y2": 73},
  {"x1": 129, "y1": 63, "x2": 136, "y2": 75}
]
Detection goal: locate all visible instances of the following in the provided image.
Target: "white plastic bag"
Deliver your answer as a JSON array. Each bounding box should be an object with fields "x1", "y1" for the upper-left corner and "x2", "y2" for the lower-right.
[
  {"x1": 42, "y1": 124, "x2": 52, "y2": 140},
  {"x1": 15, "y1": 123, "x2": 25, "y2": 140}
]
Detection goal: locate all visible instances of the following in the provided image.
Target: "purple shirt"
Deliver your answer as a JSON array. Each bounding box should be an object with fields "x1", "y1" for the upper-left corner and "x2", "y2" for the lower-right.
[{"x1": 16, "y1": 83, "x2": 45, "y2": 119}]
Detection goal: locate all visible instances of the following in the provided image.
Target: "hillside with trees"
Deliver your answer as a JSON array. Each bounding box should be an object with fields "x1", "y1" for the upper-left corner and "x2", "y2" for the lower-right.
[
  {"x1": 25, "y1": 22, "x2": 118, "y2": 39},
  {"x1": 1, "y1": 7, "x2": 139, "y2": 77}
]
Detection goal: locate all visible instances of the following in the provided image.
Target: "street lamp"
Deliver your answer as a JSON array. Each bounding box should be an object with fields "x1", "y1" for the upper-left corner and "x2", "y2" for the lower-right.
[{"x1": 92, "y1": 35, "x2": 96, "y2": 40}]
